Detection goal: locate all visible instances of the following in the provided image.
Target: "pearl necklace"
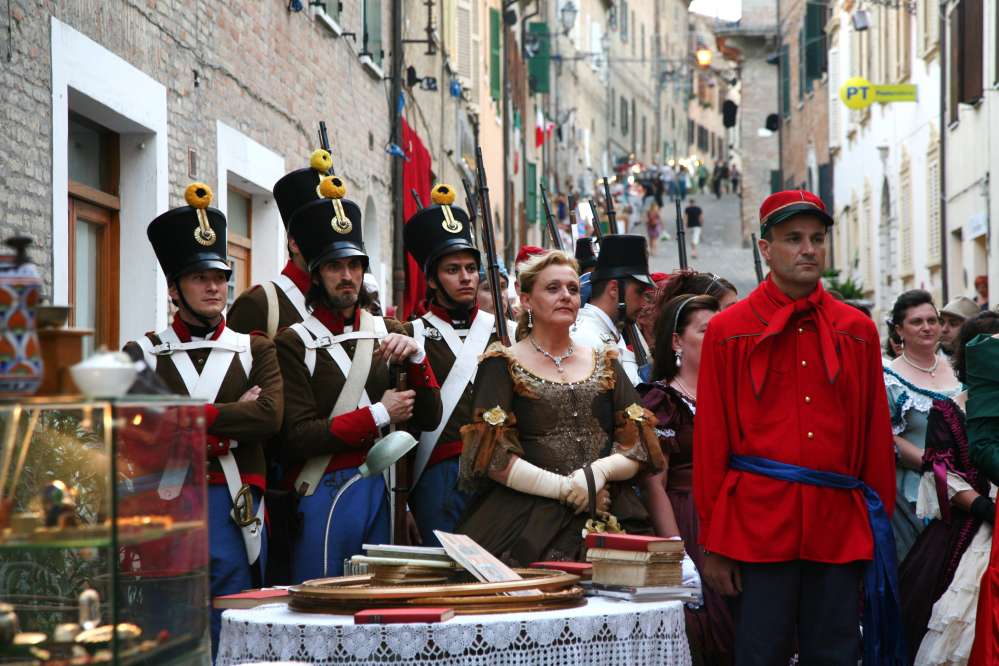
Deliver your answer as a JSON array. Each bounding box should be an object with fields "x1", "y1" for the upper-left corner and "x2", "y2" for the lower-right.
[
  {"x1": 529, "y1": 335, "x2": 574, "y2": 373},
  {"x1": 672, "y1": 376, "x2": 696, "y2": 401},
  {"x1": 901, "y1": 351, "x2": 939, "y2": 377}
]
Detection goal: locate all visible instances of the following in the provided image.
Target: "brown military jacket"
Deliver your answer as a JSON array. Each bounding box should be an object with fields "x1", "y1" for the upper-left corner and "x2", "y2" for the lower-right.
[
  {"x1": 227, "y1": 261, "x2": 312, "y2": 336},
  {"x1": 275, "y1": 305, "x2": 442, "y2": 485},
  {"x1": 122, "y1": 316, "x2": 284, "y2": 484},
  {"x1": 402, "y1": 303, "x2": 509, "y2": 461}
]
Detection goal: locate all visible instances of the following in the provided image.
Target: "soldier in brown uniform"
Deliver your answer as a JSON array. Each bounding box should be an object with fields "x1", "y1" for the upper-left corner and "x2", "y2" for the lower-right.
[
  {"x1": 402, "y1": 184, "x2": 516, "y2": 547},
  {"x1": 227, "y1": 149, "x2": 336, "y2": 336},
  {"x1": 274, "y1": 175, "x2": 442, "y2": 582},
  {"x1": 124, "y1": 182, "x2": 283, "y2": 662}
]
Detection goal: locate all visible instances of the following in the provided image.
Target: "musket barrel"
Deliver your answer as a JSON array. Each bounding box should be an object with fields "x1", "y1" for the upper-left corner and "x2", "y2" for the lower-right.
[
  {"x1": 675, "y1": 198, "x2": 688, "y2": 270},
  {"x1": 540, "y1": 183, "x2": 564, "y2": 251},
  {"x1": 475, "y1": 148, "x2": 511, "y2": 346}
]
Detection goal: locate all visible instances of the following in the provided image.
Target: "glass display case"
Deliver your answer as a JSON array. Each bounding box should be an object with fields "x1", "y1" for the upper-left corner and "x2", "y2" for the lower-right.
[{"x1": 0, "y1": 397, "x2": 209, "y2": 666}]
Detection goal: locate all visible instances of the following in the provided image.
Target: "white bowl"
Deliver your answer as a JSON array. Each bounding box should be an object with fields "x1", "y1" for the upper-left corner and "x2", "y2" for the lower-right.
[{"x1": 70, "y1": 365, "x2": 137, "y2": 398}]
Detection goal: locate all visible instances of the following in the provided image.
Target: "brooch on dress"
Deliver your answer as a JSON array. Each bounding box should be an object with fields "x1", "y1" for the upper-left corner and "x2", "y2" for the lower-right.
[
  {"x1": 483, "y1": 406, "x2": 509, "y2": 426},
  {"x1": 625, "y1": 404, "x2": 645, "y2": 422}
]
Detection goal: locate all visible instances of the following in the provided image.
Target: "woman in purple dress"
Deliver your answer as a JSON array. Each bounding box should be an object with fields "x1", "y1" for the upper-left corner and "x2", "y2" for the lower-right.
[{"x1": 638, "y1": 293, "x2": 732, "y2": 666}]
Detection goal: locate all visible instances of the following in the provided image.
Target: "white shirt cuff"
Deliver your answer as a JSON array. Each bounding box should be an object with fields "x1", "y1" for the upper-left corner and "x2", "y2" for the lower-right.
[
  {"x1": 408, "y1": 347, "x2": 426, "y2": 364},
  {"x1": 370, "y1": 403, "x2": 391, "y2": 429}
]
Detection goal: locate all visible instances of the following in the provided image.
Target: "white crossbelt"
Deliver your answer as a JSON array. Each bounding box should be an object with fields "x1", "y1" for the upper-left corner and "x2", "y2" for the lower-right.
[
  {"x1": 136, "y1": 326, "x2": 264, "y2": 565},
  {"x1": 291, "y1": 310, "x2": 389, "y2": 496},
  {"x1": 260, "y1": 274, "x2": 311, "y2": 338},
  {"x1": 409, "y1": 311, "x2": 494, "y2": 485}
]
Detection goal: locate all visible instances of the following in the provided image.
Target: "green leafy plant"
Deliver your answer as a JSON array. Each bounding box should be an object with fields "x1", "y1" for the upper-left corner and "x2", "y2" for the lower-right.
[{"x1": 822, "y1": 268, "x2": 865, "y2": 300}]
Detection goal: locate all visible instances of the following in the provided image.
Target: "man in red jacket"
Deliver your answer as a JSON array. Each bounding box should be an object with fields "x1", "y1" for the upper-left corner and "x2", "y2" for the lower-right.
[{"x1": 694, "y1": 191, "x2": 902, "y2": 665}]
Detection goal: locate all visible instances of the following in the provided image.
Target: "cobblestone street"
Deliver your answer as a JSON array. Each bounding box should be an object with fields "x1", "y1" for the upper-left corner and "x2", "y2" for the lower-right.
[{"x1": 639, "y1": 188, "x2": 761, "y2": 299}]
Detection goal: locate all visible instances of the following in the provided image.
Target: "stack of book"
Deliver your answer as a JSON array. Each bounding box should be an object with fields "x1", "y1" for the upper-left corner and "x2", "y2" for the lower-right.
[
  {"x1": 351, "y1": 544, "x2": 463, "y2": 586},
  {"x1": 585, "y1": 533, "x2": 697, "y2": 602}
]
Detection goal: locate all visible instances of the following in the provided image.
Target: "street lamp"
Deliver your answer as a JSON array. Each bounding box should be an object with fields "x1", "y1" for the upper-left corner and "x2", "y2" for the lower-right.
[
  {"x1": 560, "y1": 1, "x2": 578, "y2": 35},
  {"x1": 696, "y1": 48, "x2": 712, "y2": 67},
  {"x1": 600, "y1": 32, "x2": 611, "y2": 52}
]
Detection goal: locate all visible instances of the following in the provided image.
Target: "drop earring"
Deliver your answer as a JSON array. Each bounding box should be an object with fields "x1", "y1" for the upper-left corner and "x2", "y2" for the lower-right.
[
  {"x1": 675, "y1": 349, "x2": 682, "y2": 367},
  {"x1": 528, "y1": 310, "x2": 534, "y2": 329}
]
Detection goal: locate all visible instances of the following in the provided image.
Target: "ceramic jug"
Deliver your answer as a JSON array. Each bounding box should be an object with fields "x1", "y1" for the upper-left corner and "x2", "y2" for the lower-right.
[{"x1": 0, "y1": 237, "x2": 43, "y2": 397}]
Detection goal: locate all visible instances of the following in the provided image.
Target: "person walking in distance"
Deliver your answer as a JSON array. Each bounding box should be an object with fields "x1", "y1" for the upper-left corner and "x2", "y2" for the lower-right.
[
  {"x1": 730, "y1": 165, "x2": 740, "y2": 195},
  {"x1": 695, "y1": 191, "x2": 902, "y2": 665},
  {"x1": 646, "y1": 201, "x2": 663, "y2": 257},
  {"x1": 684, "y1": 199, "x2": 704, "y2": 260}
]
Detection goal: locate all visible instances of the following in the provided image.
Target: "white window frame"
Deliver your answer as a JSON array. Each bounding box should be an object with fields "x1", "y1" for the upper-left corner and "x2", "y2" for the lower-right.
[
  {"x1": 215, "y1": 121, "x2": 286, "y2": 291},
  {"x1": 51, "y1": 17, "x2": 169, "y2": 342}
]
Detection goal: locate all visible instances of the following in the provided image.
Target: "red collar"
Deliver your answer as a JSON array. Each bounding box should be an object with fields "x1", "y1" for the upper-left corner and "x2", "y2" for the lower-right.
[
  {"x1": 311, "y1": 305, "x2": 354, "y2": 334},
  {"x1": 281, "y1": 261, "x2": 312, "y2": 294},
  {"x1": 747, "y1": 277, "x2": 840, "y2": 397},
  {"x1": 427, "y1": 302, "x2": 478, "y2": 325},
  {"x1": 171, "y1": 313, "x2": 225, "y2": 343}
]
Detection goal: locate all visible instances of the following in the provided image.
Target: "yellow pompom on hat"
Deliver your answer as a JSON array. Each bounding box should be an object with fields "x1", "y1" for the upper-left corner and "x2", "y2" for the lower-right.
[
  {"x1": 184, "y1": 183, "x2": 213, "y2": 209},
  {"x1": 431, "y1": 183, "x2": 456, "y2": 206},
  {"x1": 319, "y1": 175, "x2": 347, "y2": 199},
  {"x1": 310, "y1": 149, "x2": 333, "y2": 173}
]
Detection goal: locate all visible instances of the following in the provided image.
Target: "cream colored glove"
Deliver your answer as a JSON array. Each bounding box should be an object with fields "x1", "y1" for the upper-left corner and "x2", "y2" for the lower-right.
[
  {"x1": 566, "y1": 454, "x2": 642, "y2": 513},
  {"x1": 506, "y1": 457, "x2": 571, "y2": 502}
]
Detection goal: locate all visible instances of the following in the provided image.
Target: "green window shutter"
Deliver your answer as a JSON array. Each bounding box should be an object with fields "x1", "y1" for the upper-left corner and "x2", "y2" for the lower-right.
[
  {"x1": 805, "y1": 2, "x2": 826, "y2": 81},
  {"x1": 364, "y1": 0, "x2": 383, "y2": 66},
  {"x1": 771, "y1": 170, "x2": 781, "y2": 194},
  {"x1": 490, "y1": 8, "x2": 502, "y2": 100},
  {"x1": 529, "y1": 23, "x2": 550, "y2": 93},
  {"x1": 527, "y1": 162, "x2": 538, "y2": 223},
  {"x1": 622, "y1": 1, "x2": 628, "y2": 39},
  {"x1": 781, "y1": 44, "x2": 791, "y2": 117},
  {"x1": 798, "y1": 28, "x2": 805, "y2": 101}
]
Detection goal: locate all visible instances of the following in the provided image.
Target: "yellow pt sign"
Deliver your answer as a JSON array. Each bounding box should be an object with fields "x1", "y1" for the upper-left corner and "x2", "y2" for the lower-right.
[{"x1": 840, "y1": 77, "x2": 918, "y2": 109}]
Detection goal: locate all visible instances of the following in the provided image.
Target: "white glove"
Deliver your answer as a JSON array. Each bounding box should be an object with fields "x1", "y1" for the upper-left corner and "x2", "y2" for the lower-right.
[
  {"x1": 506, "y1": 458, "x2": 571, "y2": 502},
  {"x1": 566, "y1": 454, "x2": 641, "y2": 512}
]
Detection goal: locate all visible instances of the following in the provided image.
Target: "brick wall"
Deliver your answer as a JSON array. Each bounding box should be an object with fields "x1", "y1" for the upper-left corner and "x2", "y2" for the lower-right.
[
  {"x1": 1, "y1": 0, "x2": 392, "y2": 289},
  {"x1": 738, "y1": 56, "x2": 779, "y2": 234}
]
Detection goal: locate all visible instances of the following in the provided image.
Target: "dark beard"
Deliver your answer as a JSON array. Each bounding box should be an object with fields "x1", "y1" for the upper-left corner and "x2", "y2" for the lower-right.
[{"x1": 330, "y1": 292, "x2": 358, "y2": 308}]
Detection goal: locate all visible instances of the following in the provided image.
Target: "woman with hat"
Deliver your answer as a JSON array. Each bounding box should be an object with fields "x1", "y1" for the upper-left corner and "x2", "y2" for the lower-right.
[
  {"x1": 274, "y1": 176, "x2": 442, "y2": 582},
  {"x1": 402, "y1": 184, "x2": 515, "y2": 546},
  {"x1": 124, "y1": 183, "x2": 284, "y2": 661},
  {"x1": 455, "y1": 250, "x2": 664, "y2": 564}
]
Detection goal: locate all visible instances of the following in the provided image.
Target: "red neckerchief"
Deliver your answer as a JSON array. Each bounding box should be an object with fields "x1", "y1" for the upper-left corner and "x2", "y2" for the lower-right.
[
  {"x1": 171, "y1": 313, "x2": 225, "y2": 343},
  {"x1": 281, "y1": 261, "x2": 311, "y2": 294},
  {"x1": 748, "y1": 277, "x2": 840, "y2": 398},
  {"x1": 311, "y1": 305, "x2": 354, "y2": 334},
  {"x1": 427, "y1": 302, "x2": 479, "y2": 325}
]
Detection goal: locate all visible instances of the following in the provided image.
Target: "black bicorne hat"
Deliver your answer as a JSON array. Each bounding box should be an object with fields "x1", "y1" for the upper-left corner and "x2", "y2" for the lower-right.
[
  {"x1": 288, "y1": 189, "x2": 367, "y2": 274},
  {"x1": 575, "y1": 237, "x2": 598, "y2": 270},
  {"x1": 590, "y1": 234, "x2": 652, "y2": 285},
  {"x1": 273, "y1": 149, "x2": 336, "y2": 229},
  {"x1": 147, "y1": 183, "x2": 230, "y2": 284},
  {"x1": 403, "y1": 184, "x2": 480, "y2": 275}
]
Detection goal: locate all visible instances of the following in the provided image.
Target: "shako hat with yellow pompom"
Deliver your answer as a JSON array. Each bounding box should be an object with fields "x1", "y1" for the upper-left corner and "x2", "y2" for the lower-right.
[
  {"x1": 288, "y1": 175, "x2": 367, "y2": 273},
  {"x1": 273, "y1": 148, "x2": 336, "y2": 230},
  {"x1": 146, "y1": 182, "x2": 231, "y2": 284},
  {"x1": 403, "y1": 183, "x2": 479, "y2": 275}
]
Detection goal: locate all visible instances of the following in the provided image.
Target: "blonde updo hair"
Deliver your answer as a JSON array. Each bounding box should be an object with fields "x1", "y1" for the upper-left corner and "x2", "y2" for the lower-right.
[{"x1": 515, "y1": 249, "x2": 579, "y2": 341}]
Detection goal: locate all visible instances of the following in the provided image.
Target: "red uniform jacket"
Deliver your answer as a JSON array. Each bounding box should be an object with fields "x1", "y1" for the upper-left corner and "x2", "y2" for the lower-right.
[{"x1": 693, "y1": 278, "x2": 896, "y2": 564}]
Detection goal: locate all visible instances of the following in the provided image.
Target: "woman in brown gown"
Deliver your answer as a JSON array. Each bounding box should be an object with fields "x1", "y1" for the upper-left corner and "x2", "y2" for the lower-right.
[
  {"x1": 455, "y1": 250, "x2": 664, "y2": 566},
  {"x1": 638, "y1": 294, "x2": 734, "y2": 666}
]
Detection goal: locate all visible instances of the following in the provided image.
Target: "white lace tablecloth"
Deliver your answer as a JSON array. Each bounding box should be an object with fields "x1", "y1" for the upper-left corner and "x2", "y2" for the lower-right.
[{"x1": 217, "y1": 597, "x2": 691, "y2": 666}]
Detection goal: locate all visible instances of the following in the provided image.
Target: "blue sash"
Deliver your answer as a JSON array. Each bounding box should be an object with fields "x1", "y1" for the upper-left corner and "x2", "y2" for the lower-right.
[{"x1": 729, "y1": 454, "x2": 908, "y2": 666}]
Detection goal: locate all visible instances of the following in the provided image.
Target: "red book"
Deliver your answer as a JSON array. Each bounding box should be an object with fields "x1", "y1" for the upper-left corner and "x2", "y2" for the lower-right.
[
  {"x1": 530, "y1": 561, "x2": 593, "y2": 578},
  {"x1": 354, "y1": 608, "x2": 455, "y2": 624},
  {"x1": 583, "y1": 533, "x2": 684, "y2": 553},
  {"x1": 213, "y1": 589, "x2": 290, "y2": 609}
]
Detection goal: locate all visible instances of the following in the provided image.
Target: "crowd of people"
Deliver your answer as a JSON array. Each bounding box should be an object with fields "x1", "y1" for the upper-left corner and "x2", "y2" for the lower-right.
[{"x1": 128, "y1": 141, "x2": 999, "y2": 666}]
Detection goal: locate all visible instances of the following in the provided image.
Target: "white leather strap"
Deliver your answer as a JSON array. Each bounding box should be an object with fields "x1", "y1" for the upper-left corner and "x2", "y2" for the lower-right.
[
  {"x1": 294, "y1": 310, "x2": 381, "y2": 496},
  {"x1": 261, "y1": 281, "x2": 281, "y2": 339},
  {"x1": 273, "y1": 274, "x2": 310, "y2": 321},
  {"x1": 147, "y1": 326, "x2": 261, "y2": 563},
  {"x1": 411, "y1": 312, "x2": 493, "y2": 485}
]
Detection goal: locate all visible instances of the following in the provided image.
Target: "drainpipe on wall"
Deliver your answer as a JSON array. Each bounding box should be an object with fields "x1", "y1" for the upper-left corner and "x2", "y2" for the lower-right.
[
  {"x1": 939, "y1": 0, "x2": 949, "y2": 302},
  {"x1": 391, "y1": 0, "x2": 406, "y2": 310}
]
